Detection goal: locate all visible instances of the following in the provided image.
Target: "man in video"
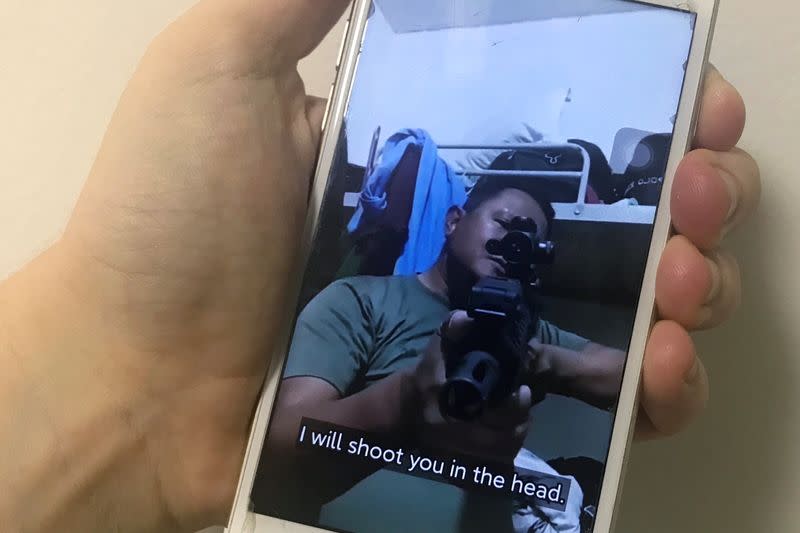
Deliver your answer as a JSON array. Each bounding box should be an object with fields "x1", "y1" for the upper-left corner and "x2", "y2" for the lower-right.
[{"x1": 253, "y1": 175, "x2": 627, "y2": 529}]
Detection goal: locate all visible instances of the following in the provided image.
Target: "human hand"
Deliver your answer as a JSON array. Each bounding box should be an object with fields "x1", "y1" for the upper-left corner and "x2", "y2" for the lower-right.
[
  {"x1": 1, "y1": 0, "x2": 352, "y2": 531},
  {"x1": 641, "y1": 65, "x2": 761, "y2": 439},
  {"x1": 427, "y1": 69, "x2": 760, "y2": 443},
  {"x1": 411, "y1": 311, "x2": 533, "y2": 464},
  {"x1": 525, "y1": 71, "x2": 762, "y2": 439}
]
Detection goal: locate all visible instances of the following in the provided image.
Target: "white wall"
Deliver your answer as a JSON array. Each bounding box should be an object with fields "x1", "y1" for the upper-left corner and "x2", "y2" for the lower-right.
[{"x1": 345, "y1": 7, "x2": 694, "y2": 168}]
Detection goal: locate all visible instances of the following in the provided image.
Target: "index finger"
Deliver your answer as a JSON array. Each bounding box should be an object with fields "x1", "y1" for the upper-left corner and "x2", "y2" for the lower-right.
[
  {"x1": 693, "y1": 65, "x2": 746, "y2": 152},
  {"x1": 440, "y1": 310, "x2": 475, "y2": 343}
]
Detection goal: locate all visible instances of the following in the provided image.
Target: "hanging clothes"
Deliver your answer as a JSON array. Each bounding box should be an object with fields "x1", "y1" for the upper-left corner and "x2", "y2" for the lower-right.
[
  {"x1": 347, "y1": 129, "x2": 467, "y2": 276},
  {"x1": 337, "y1": 142, "x2": 421, "y2": 279}
]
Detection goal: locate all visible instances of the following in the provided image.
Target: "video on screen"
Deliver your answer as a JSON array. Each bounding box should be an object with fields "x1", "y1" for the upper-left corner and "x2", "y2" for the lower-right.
[{"x1": 249, "y1": 1, "x2": 695, "y2": 532}]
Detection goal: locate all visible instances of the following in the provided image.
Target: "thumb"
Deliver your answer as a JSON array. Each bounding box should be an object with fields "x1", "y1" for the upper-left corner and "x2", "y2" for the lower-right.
[
  {"x1": 188, "y1": 0, "x2": 352, "y2": 67},
  {"x1": 512, "y1": 385, "x2": 533, "y2": 412},
  {"x1": 440, "y1": 310, "x2": 475, "y2": 343},
  {"x1": 273, "y1": 0, "x2": 354, "y2": 61}
]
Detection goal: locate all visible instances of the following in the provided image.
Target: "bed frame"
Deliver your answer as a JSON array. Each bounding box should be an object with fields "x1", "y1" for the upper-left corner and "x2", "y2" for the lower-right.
[{"x1": 345, "y1": 126, "x2": 657, "y2": 225}]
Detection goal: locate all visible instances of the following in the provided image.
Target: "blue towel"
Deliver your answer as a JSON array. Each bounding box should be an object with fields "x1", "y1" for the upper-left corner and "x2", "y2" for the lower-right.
[{"x1": 348, "y1": 129, "x2": 467, "y2": 275}]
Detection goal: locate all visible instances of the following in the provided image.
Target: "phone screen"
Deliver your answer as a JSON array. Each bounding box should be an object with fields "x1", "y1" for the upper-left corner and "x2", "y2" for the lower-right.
[{"x1": 248, "y1": 1, "x2": 697, "y2": 532}]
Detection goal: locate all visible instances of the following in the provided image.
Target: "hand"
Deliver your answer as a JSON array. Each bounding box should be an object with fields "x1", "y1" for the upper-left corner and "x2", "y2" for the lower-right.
[
  {"x1": 1, "y1": 0, "x2": 353, "y2": 531},
  {"x1": 642, "y1": 65, "x2": 761, "y2": 439},
  {"x1": 527, "y1": 69, "x2": 762, "y2": 441},
  {"x1": 411, "y1": 311, "x2": 533, "y2": 464}
]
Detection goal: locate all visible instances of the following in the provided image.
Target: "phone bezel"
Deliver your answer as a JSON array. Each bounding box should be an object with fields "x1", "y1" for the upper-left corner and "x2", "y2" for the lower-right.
[{"x1": 226, "y1": 1, "x2": 720, "y2": 531}]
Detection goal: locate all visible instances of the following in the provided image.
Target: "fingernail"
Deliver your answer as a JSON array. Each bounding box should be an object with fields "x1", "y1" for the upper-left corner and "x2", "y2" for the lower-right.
[
  {"x1": 684, "y1": 357, "x2": 701, "y2": 385},
  {"x1": 705, "y1": 255, "x2": 722, "y2": 303}
]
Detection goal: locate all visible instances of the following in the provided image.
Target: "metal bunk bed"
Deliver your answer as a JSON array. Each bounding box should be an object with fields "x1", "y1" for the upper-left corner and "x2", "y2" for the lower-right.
[
  {"x1": 439, "y1": 142, "x2": 591, "y2": 216},
  {"x1": 343, "y1": 126, "x2": 657, "y2": 225}
]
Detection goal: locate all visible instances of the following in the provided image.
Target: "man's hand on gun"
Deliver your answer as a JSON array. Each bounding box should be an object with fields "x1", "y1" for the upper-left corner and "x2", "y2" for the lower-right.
[{"x1": 409, "y1": 311, "x2": 534, "y2": 464}]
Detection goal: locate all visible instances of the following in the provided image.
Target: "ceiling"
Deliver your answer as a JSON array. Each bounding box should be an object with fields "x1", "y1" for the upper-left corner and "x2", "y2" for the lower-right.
[{"x1": 373, "y1": 0, "x2": 652, "y2": 33}]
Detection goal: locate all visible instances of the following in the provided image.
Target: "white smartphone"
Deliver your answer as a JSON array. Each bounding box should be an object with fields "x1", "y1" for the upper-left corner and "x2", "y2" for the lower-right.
[{"x1": 227, "y1": 1, "x2": 719, "y2": 532}]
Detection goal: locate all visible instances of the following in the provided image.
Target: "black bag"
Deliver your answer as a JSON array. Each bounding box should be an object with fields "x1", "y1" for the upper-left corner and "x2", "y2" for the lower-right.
[
  {"x1": 489, "y1": 139, "x2": 615, "y2": 204},
  {"x1": 610, "y1": 133, "x2": 672, "y2": 206}
]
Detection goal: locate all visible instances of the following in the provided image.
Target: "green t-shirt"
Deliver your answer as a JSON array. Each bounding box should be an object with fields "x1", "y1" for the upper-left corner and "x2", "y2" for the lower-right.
[
  {"x1": 278, "y1": 275, "x2": 592, "y2": 533},
  {"x1": 284, "y1": 275, "x2": 589, "y2": 395}
]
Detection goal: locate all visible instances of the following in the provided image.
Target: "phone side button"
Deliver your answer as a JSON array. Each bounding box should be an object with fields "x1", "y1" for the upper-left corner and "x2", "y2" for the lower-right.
[
  {"x1": 320, "y1": 83, "x2": 335, "y2": 133},
  {"x1": 335, "y1": 19, "x2": 351, "y2": 71}
]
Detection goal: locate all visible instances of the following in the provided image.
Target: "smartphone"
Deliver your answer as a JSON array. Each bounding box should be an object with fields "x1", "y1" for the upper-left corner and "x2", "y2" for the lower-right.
[{"x1": 227, "y1": 1, "x2": 719, "y2": 532}]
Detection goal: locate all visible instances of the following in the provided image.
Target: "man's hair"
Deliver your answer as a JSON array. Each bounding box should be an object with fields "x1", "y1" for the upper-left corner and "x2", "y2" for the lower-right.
[{"x1": 463, "y1": 176, "x2": 558, "y2": 235}]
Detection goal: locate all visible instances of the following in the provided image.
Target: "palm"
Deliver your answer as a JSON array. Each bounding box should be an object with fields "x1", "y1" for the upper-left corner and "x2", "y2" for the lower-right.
[{"x1": 58, "y1": 1, "x2": 346, "y2": 526}]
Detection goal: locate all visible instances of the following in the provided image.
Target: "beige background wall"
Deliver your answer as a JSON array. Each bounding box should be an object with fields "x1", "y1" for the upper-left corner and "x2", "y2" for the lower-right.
[{"x1": 1, "y1": 1, "x2": 798, "y2": 532}]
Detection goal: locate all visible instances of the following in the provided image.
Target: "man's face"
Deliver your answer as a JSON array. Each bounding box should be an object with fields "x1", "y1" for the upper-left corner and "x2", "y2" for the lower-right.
[{"x1": 446, "y1": 188, "x2": 549, "y2": 280}]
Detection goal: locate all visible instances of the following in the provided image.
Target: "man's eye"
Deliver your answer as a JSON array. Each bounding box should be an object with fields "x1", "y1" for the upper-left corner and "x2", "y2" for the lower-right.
[{"x1": 495, "y1": 219, "x2": 511, "y2": 229}]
